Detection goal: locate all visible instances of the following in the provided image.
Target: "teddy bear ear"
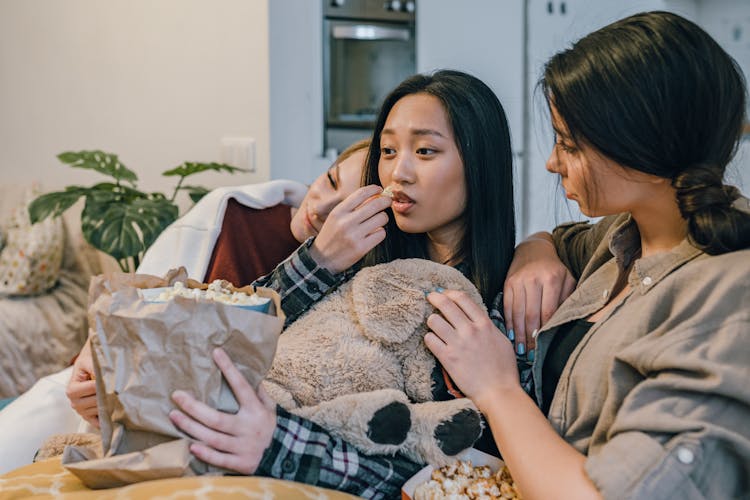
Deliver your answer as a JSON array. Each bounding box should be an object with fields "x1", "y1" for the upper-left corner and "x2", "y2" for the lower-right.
[
  {"x1": 351, "y1": 259, "x2": 485, "y2": 345},
  {"x1": 351, "y1": 261, "x2": 430, "y2": 344}
]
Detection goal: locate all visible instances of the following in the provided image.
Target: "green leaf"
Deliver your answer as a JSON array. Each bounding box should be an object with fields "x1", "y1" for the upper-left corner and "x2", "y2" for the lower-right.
[
  {"x1": 27, "y1": 187, "x2": 90, "y2": 224},
  {"x1": 81, "y1": 197, "x2": 178, "y2": 261},
  {"x1": 57, "y1": 150, "x2": 138, "y2": 185},
  {"x1": 179, "y1": 185, "x2": 210, "y2": 203},
  {"x1": 162, "y1": 162, "x2": 248, "y2": 178}
]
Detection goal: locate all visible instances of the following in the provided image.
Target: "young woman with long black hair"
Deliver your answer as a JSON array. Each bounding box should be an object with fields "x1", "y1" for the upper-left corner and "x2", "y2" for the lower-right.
[{"x1": 169, "y1": 69, "x2": 517, "y2": 498}]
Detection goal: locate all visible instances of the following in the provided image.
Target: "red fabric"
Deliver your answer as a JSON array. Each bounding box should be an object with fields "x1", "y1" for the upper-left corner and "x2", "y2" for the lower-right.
[
  {"x1": 441, "y1": 366, "x2": 465, "y2": 398},
  {"x1": 203, "y1": 199, "x2": 300, "y2": 287}
]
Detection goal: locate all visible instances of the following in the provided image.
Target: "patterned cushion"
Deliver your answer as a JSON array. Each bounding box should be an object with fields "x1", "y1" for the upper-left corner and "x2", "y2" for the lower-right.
[
  {"x1": 0, "y1": 457, "x2": 359, "y2": 499},
  {"x1": 0, "y1": 187, "x2": 64, "y2": 296}
]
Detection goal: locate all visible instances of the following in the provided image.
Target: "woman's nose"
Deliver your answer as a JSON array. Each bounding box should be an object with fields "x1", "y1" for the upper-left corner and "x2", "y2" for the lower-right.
[
  {"x1": 390, "y1": 153, "x2": 415, "y2": 183},
  {"x1": 546, "y1": 149, "x2": 561, "y2": 174}
]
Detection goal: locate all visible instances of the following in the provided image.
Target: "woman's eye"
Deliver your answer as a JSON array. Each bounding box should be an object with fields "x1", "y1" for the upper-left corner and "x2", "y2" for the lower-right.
[
  {"x1": 416, "y1": 147, "x2": 437, "y2": 155},
  {"x1": 326, "y1": 169, "x2": 337, "y2": 189},
  {"x1": 381, "y1": 147, "x2": 396, "y2": 157},
  {"x1": 557, "y1": 141, "x2": 577, "y2": 154}
]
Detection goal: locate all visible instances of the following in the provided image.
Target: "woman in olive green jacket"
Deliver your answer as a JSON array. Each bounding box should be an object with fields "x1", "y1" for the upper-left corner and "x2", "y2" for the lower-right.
[{"x1": 424, "y1": 11, "x2": 750, "y2": 499}]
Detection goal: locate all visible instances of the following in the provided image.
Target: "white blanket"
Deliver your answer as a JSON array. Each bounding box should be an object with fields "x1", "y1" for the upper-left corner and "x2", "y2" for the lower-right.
[{"x1": 137, "y1": 180, "x2": 307, "y2": 280}]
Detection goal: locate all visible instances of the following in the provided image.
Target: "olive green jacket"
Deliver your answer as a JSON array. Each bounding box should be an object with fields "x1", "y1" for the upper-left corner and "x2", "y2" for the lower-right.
[{"x1": 535, "y1": 207, "x2": 750, "y2": 499}]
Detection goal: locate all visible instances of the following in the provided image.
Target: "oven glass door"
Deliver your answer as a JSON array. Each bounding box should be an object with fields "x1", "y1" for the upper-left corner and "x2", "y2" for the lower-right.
[{"x1": 325, "y1": 19, "x2": 415, "y2": 129}]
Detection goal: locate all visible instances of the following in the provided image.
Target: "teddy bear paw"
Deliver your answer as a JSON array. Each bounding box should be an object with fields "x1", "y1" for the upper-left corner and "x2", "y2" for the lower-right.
[
  {"x1": 366, "y1": 401, "x2": 411, "y2": 445},
  {"x1": 434, "y1": 408, "x2": 482, "y2": 455}
]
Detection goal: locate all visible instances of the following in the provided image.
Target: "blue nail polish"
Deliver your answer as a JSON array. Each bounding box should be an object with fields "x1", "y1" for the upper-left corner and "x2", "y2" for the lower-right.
[
  {"x1": 517, "y1": 343, "x2": 526, "y2": 355},
  {"x1": 528, "y1": 349, "x2": 535, "y2": 362},
  {"x1": 424, "y1": 290, "x2": 430, "y2": 298},
  {"x1": 435, "y1": 287, "x2": 444, "y2": 293},
  {"x1": 508, "y1": 329, "x2": 515, "y2": 342}
]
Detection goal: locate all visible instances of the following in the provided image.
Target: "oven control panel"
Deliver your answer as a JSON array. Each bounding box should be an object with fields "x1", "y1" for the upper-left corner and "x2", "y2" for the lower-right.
[{"x1": 325, "y1": 0, "x2": 415, "y2": 22}]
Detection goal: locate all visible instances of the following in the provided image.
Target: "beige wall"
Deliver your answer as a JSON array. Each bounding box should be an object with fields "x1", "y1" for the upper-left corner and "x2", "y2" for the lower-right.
[{"x1": 0, "y1": 0, "x2": 270, "y2": 210}]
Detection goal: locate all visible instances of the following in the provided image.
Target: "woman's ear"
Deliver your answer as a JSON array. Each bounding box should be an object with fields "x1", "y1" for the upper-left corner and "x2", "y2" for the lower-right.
[{"x1": 351, "y1": 261, "x2": 431, "y2": 344}]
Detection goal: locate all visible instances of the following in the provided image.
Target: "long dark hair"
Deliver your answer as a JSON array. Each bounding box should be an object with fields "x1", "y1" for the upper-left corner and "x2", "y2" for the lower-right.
[
  {"x1": 542, "y1": 11, "x2": 750, "y2": 254},
  {"x1": 362, "y1": 69, "x2": 515, "y2": 305}
]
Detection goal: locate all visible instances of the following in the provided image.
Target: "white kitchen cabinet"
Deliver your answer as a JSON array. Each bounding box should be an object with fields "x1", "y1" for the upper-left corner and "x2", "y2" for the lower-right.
[
  {"x1": 269, "y1": 0, "x2": 330, "y2": 185},
  {"x1": 416, "y1": 0, "x2": 526, "y2": 238},
  {"x1": 416, "y1": 0, "x2": 525, "y2": 156}
]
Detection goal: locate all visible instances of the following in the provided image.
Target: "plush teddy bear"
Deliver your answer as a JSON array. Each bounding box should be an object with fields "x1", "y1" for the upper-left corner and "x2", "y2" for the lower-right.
[
  {"x1": 262, "y1": 258, "x2": 486, "y2": 465},
  {"x1": 38, "y1": 258, "x2": 487, "y2": 468}
]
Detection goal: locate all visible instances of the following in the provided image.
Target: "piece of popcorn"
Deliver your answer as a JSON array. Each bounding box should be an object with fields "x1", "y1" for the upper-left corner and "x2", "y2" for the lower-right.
[
  {"x1": 414, "y1": 480, "x2": 443, "y2": 500},
  {"x1": 442, "y1": 478, "x2": 462, "y2": 495},
  {"x1": 442, "y1": 461, "x2": 460, "y2": 478},
  {"x1": 431, "y1": 468, "x2": 446, "y2": 482},
  {"x1": 456, "y1": 460, "x2": 474, "y2": 477},
  {"x1": 382, "y1": 185, "x2": 395, "y2": 198},
  {"x1": 473, "y1": 465, "x2": 492, "y2": 479}
]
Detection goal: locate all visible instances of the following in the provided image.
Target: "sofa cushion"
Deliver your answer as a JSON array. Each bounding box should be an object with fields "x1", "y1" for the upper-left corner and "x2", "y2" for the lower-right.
[
  {"x1": 0, "y1": 457, "x2": 359, "y2": 499},
  {"x1": 0, "y1": 187, "x2": 64, "y2": 296}
]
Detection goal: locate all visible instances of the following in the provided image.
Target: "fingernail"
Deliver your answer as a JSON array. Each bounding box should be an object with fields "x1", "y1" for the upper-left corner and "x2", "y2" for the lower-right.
[
  {"x1": 508, "y1": 329, "x2": 515, "y2": 342},
  {"x1": 517, "y1": 343, "x2": 526, "y2": 355},
  {"x1": 435, "y1": 287, "x2": 444, "y2": 293},
  {"x1": 528, "y1": 349, "x2": 535, "y2": 362},
  {"x1": 424, "y1": 290, "x2": 430, "y2": 298}
]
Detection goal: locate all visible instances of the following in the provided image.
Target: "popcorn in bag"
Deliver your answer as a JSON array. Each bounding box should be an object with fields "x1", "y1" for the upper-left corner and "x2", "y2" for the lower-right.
[{"x1": 62, "y1": 268, "x2": 284, "y2": 489}]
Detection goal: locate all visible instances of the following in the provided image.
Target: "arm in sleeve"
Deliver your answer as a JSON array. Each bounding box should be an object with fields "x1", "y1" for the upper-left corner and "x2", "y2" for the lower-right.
[
  {"x1": 551, "y1": 216, "x2": 620, "y2": 279},
  {"x1": 253, "y1": 238, "x2": 350, "y2": 326},
  {"x1": 256, "y1": 406, "x2": 422, "y2": 499},
  {"x1": 584, "y1": 317, "x2": 750, "y2": 499}
]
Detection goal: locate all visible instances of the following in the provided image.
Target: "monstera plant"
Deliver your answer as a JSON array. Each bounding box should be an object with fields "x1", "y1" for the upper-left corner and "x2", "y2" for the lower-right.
[{"x1": 29, "y1": 150, "x2": 246, "y2": 272}]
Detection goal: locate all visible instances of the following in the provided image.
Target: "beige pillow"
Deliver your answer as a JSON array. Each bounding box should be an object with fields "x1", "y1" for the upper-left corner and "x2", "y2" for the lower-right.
[{"x1": 0, "y1": 187, "x2": 64, "y2": 296}]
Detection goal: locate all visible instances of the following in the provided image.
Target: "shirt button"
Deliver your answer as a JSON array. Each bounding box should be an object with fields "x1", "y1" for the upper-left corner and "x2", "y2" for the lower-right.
[
  {"x1": 281, "y1": 458, "x2": 296, "y2": 473},
  {"x1": 676, "y1": 447, "x2": 695, "y2": 464},
  {"x1": 642, "y1": 276, "x2": 653, "y2": 286},
  {"x1": 307, "y1": 282, "x2": 320, "y2": 294}
]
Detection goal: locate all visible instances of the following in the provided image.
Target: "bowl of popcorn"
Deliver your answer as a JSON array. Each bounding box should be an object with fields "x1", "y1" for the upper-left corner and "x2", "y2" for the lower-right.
[
  {"x1": 401, "y1": 448, "x2": 522, "y2": 500},
  {"x1": 140, "y1": 280, "x2": 271, "y2": 313}
]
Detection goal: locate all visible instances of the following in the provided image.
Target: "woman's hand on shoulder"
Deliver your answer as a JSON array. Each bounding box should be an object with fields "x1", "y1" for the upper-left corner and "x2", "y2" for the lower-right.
[
  {"x1": 169, "y1": 348, "x2": 276, "y2": 475},
  {"x1": 503, "y1": 232, "x2": 576, "y2": 354},
  {"x1": 424, "y1": 290, "x2": 519, "y2": 411},
  {"x1": 65, "y1": 337, "x2": 99, "y2": 428},
  {"x1": 309, "y1": 185, "x2": 391, "y2": 274}
]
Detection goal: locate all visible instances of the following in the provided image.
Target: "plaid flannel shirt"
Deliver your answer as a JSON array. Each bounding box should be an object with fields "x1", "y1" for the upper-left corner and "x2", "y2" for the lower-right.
[
  {"x1": 252, "y1": 238, "x2": 532, "y2": 498},
  {"x1": 256, "y1": 406, "x2": 422, "y2": 499},
  {"x1": 253, "y1": 238, "x2": 355, "y2": 327}
]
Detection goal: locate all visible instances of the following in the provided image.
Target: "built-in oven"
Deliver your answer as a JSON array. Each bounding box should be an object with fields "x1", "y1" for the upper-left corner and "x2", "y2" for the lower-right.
[{"x1": 323, "y1": 0, "x2": 416, "y2": 155}]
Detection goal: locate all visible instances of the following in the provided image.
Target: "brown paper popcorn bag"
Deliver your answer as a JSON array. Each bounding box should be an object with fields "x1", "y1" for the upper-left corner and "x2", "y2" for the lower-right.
[{"x1": 62, "y1": 268, "x2": 284, "y2": 489}]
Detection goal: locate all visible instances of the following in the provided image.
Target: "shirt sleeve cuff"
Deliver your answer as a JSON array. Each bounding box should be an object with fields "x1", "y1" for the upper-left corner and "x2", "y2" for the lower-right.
[
  {"x1": 256, "y1": 406, "x2": 319, "y2": 481},
  {"x1": 294, "y1": 237, "x2": 343, "y2": 289}
]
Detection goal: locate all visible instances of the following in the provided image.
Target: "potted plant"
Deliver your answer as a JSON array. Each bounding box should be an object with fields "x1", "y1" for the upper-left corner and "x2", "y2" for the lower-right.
[{"x1": 29, "y1": 150, "x2": 246, "y2": 272}]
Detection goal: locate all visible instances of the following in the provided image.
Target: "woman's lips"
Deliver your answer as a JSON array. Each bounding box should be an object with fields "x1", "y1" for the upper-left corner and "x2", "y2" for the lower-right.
[{"x1": 391, "y1": 191, "x2": 415, "y2": 214}]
